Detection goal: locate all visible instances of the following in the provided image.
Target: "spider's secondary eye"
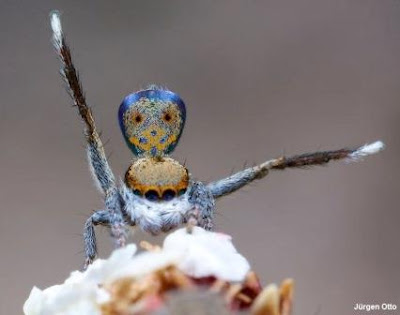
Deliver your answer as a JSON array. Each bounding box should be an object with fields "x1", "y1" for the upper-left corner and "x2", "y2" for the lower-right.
[
  {"x1": 133, "y1": 189, "x2": 142, "y2": 196},
  {"x1": 145, "y1": 190, "x2": 159, "y2": 201},
  {"x1": 162, "y1": 189, "x2": 176, "y2": 201},
  {"x1": 178, "y1": 188, "x2": 187, "y2": 196}
]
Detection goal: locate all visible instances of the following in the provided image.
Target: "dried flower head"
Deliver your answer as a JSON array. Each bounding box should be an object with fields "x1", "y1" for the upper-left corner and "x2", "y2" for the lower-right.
[{"x1": 24, "y1": 228, "x2": 293, "y2": 315}]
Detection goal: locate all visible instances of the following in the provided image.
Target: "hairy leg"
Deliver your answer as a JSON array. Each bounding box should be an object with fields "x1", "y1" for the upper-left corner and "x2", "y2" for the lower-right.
[
  {"x1": 83, "y1": 207, "x2": 128, "y2": 268},
  {"x1": 208, "y1": 141, "x2": 384, "y2": 198},
  {"x1": 187, "y1": 182, "x2": 216, "y2": 231},
  {"x1": 105, "y1": 189, "x2": 128, "y2": 249},
  {"x1": 50, "y1": 12, "x2": 116, "y2": 196},
  {"x1": 83, "y1": 210, "x2": 112, "y2": 269}
]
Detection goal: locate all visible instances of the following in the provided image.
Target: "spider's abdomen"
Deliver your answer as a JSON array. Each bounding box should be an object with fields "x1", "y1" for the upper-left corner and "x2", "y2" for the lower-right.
[
  {"x1": 118, "y1": 88, "x2": 186, "y2": 157},
  {"x1": 125, "y1": 157, "x2": 189, "y2": 202}
]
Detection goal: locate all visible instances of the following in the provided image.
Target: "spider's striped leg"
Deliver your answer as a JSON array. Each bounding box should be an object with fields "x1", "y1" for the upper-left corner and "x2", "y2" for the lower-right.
[
  {"x1": 207, "y1": 141, "x2": 384, "y2": 198},
  {"x1": 50, "y1": 11, "x2": 116, "y2": 196},
  {"x1": 50, "y1": 12, "x2": 125, "y2": 266},
  {"x1": 187, "y1": 182, "x2": 216, "y2": 231}
]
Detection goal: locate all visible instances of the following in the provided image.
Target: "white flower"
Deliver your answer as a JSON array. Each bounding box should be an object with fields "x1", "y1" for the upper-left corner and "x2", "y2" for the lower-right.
[
  {"x1": 24, "y1": 227, "x2": 250, "y2": 315},
  {"x1": 23, "y1": 283, "x2": 108, "y2": 315},
  {"x1": 164, "y1": 226, "x2": 250, "y2": 281}
]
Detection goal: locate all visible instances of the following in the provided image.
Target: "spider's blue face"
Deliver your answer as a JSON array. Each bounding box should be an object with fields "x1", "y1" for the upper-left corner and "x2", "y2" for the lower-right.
[{"x1": 118, "y1": 88, "x2": 186, "y2": 157}]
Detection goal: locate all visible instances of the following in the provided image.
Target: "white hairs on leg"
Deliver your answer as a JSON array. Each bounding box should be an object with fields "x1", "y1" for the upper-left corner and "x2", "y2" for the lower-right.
[
  {"x1": 348, "y1": 140, "x2": 385, "y2": 161},
  {"x1": 50, "y1": 10, "x2": 63, "y2": 46}
]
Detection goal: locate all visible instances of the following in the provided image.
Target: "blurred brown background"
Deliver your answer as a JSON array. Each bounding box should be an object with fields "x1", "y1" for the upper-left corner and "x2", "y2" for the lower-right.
[{"x1": 0, "y1": 0, "x2": 399, "y2": 314}]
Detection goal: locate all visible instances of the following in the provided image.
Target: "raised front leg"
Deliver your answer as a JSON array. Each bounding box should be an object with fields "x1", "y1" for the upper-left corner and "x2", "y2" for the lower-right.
[
  {"x1": 50, "y1": 12, "x2": 116, "y2": 196},
  {"x1": 207, "y1": 141, "x2": 384, "y2": 198},
  {"x1": 187, "y1": 181, "x2": 216, "y2": 231}
]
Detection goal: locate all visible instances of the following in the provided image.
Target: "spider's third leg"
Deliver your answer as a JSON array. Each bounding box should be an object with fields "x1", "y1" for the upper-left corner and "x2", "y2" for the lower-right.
[
  {"x1": 187, "y1": 182, "x2": 216, "y2": 231},
  {"x1": 207, "y1": 141, "x2": 384, "y2": 198},
  {"x1": 50, "y1": 12, "x2": 116, "y2": 196}
]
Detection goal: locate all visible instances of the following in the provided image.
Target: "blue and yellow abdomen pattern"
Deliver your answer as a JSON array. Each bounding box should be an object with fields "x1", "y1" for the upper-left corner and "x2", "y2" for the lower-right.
[{"x1": 118, "y1": 88, "x2": 186, "y2": 157}]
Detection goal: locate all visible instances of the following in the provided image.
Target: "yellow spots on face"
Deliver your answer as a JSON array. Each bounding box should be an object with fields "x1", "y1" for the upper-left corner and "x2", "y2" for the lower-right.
[
  {"x1": 122, "y1": 97, "x2": 185, "y2": 156},
  {"x1": 129, "y1": 125, "x2": 177, "y2": 153}
]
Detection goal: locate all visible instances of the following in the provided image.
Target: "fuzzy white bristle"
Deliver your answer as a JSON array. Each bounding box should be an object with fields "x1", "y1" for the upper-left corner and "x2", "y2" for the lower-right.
[
  {"x1": 50, "y1": 10, "x2": 63, "y2": 45},
  {"x1": 349, "y1": 140, "x2": 385, "y2": 161}
]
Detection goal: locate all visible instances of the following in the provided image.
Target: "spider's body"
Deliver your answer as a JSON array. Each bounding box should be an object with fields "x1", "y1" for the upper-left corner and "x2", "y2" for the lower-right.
[
  {"x1": 119, "y1": 89, "x2": 186, "y2": 157},
  {"x1": 120, "y1": 180, "x2": 211, "y2": 235},
  {"x1": 117, "y1": 87, "x2": 213, "y2": 235},
  {"x1": 124, "y1": 157, "x2": 189, "y2": 200},
  {"x1": 50, "y1": 12, "x2": 384, "y2": 268}
]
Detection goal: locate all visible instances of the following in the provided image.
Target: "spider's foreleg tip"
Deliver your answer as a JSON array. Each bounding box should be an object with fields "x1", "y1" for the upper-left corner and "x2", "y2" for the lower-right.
[
  {"x1": 49, "y1": 10, "x2": 63, "y2": 43},
  {"x1": 348, "y1": 140, "x2": 385, "y2": 162},
  {"x1": 49, "y1": 9, "x2": 60, "y2": 17},
  {"x1": 82, "y1": 257, "x2": 93, "y2": 271}
]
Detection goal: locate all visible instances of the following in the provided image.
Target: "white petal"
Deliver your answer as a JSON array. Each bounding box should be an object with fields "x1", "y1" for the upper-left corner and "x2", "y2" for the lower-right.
[
  {"x1": 24, "y1": 228, "x2": 252, "y2": 313},
  {"x1": 23, "y1": 287, "x2": 44, "y2": 315},
  {"x1": 82, "y1": 244, "x2": 137, "y2": 284},
  {"x1": 163, "y1": 227, "x2": 250, "y2": 281},
  {"x1": 105, "y1": 250, "x2": 179, "y2": 283}
]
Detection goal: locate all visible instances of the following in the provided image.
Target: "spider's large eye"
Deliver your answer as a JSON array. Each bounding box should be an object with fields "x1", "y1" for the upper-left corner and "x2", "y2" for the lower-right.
[
  {"x1": 145, "y1": 190, "x2": 159, "y2": 201},
  {"x1": 162, "y1": 189, "x2": 176, "y2": 201}
]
